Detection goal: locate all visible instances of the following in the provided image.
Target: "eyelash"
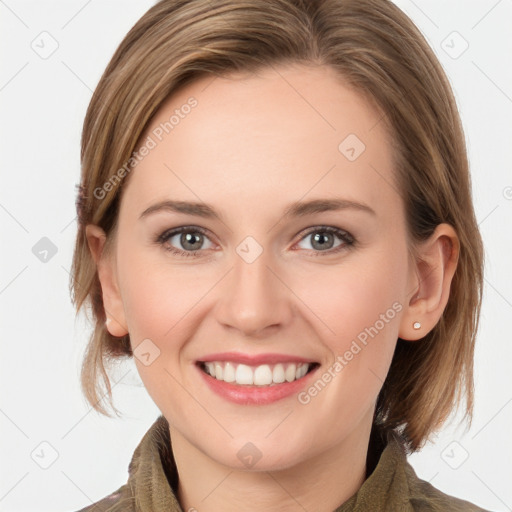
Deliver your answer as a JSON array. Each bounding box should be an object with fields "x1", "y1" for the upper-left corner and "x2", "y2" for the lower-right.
[{"x1": 156, "y1": 225, "x2": 355, "y2": 258}]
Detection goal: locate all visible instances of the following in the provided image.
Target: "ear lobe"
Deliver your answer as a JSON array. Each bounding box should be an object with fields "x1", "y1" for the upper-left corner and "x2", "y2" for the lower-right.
[
  {"x1": 85, "y1": 224, "x2": 128, "y2": 338},
  {"x1": 399, "y1": 223, "x2": 459, "y2": 341}
]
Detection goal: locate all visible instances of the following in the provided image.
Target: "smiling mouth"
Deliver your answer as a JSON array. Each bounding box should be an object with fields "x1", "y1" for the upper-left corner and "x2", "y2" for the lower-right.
[{"x1": 197, "y1": 361, "x2": 320, "y2": 386}]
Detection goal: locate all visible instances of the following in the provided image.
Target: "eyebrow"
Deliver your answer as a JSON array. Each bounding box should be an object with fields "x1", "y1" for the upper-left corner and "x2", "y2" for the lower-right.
[{"x1": 139, "y1": 198, "x2": 376, "y2": 221}]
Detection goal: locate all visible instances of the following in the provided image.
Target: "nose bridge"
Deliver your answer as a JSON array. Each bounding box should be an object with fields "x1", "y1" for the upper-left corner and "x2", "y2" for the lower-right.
[{"x1": 217, "y1": 241, "x2": 290, "y2": 336}]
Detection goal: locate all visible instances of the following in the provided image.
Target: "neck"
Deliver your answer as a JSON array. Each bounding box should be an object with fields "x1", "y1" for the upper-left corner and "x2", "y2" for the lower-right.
[{"x1": 170, "y1": 416, "x2": 373, "y2": 512}]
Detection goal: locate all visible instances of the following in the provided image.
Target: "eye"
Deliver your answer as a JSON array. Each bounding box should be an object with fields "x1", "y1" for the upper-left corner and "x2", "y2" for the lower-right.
[
  {"x1": 156, "y1": 225, "x2": 355, "y2": 258},
  {"x1": 157, "y1": 226, "x2": 215, "y2": 257},
  {"x1": 294, "y1": 226, "x2": 355, "y2": 256}
]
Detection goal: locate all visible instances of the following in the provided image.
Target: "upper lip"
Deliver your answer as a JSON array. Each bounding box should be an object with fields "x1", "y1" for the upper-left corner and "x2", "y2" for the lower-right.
[{"x1": 197, "y1": 351, "x2": 317, "y2": 366}]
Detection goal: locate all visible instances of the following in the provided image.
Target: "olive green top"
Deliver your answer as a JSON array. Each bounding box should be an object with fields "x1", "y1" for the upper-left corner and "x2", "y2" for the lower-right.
[{"x1": 75, "y1": 415, "x2": 491, "y2": 512}]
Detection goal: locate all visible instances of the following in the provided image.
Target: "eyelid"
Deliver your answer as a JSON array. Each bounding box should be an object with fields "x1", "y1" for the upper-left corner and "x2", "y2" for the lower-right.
[
  {"x1": 156, "y1": 224, "x2": 355, "y2": 257},
  {"x1": 156, "y1": 225, "x2": 217, "y2": 255},
  {"x1": 156, "y1": 225, "x2": 212, "y2": 244},
  {"x1": 291, "y1": 225, "x2": 355, "y2": 254},
  {"x1": 294, "y1": 225, "x2": 354, "y2": 244}
]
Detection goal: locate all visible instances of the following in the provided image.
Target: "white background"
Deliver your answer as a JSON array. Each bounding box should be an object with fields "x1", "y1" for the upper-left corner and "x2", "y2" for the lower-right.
[{"x1": 0, "y1": 1, "x2": 511, "y2": 511}]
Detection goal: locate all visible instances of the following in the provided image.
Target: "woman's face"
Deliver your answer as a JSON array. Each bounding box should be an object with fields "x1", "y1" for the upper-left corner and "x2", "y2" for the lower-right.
[{"x1": 99, "y1": 64, "x2": 419, "y2": 470}]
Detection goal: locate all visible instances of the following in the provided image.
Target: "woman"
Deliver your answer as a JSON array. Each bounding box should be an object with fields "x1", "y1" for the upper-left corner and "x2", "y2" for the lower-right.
[{"x1": 71, "y1": 0, "x2": 489, "y2": 510}]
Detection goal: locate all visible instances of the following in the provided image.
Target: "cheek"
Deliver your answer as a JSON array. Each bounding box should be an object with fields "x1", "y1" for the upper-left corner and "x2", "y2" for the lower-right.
[
  {"x1": 116, "y1": 238, "x2": 201, "y2": 340},
  {"x1": 117, "y1": 251, "x2": 200, "y2": 407},
  {"x1": 121, "y1": 271, "x2": 176, "y2": 338},
  {"x1": 308, "y1": 253, "x2": 405, "y2": 343},
  {"x1": 293, "y1": 256, "x2": 406, "y2": 430},
  {"x1": 295, "y1": 245, "x2": 408, "y2": 408}
]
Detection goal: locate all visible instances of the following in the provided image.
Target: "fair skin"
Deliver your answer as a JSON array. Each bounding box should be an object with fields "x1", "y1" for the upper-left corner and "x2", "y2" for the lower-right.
[{"x1": 86, "y1": 64, "x2": 459, "y2": 512}]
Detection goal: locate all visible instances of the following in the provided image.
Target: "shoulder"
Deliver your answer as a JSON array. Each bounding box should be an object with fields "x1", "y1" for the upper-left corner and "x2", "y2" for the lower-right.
[
  {"x1": 71, "y1": 415, "x2": 177, "y2": 512},
  {"x1": 73, "y1": 484, "x2": 135, "y2": 512},
  {"x1": 403, "y1": 459, "x2": 491, "y2": 511},
  {"x1": 373, "y1": 430, "x2": 492, "y2": 512}
]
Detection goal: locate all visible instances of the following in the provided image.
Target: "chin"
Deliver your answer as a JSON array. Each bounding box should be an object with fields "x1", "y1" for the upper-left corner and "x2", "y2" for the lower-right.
[{"x1": 216, "y1": 446, "x2": 306, "y2": 473}]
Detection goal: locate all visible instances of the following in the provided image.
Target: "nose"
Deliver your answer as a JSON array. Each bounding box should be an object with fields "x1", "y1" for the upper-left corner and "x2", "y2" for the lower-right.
[{"x1": 215, "y1": 247, "x2": 293, "y2": 338}]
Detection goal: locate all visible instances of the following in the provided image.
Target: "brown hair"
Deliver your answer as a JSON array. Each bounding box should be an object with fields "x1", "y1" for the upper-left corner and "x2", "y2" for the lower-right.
[{"x1": 70, "y1": 0, "x2": 484, "y2": 453}]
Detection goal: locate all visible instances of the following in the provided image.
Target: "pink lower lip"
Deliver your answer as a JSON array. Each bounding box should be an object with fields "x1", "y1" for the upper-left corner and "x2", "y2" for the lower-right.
[{"x1": 196, "y1": 363, "x2": 319, "y2": 405}]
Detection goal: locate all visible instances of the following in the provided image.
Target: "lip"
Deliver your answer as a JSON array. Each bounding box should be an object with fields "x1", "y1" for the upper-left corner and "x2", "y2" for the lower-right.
[
  {"x1": 197, "y1": 351, "x2": 317, "y2": 366},
  {"x1": 196, "y1": 360, "x2": 320, "y2": 405}
]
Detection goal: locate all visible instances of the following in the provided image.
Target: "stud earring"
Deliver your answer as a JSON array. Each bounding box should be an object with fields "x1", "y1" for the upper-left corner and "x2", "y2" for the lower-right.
[
  {"x1": 413, "y1": 321, "x2": 421, "y2": 330},
  {"x1": 105, "y1": 317, "x2": 111, "y2": 326}
]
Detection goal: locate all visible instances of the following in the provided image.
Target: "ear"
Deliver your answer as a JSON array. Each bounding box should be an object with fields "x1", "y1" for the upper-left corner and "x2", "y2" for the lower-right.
[
  {"x1": 85, "y1": 224, "x2": 128, "y2": 337},
  {"x1": 399, "y1": 223, "x2": 460, "y2": 341}
]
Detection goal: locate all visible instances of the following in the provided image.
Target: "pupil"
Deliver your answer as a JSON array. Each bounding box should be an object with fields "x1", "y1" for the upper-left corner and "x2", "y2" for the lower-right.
[
  {"x1": 182, "y1": 232, "x2": 202, "y2": 250},
  {"x1": 313, "y1": 232, "x2": 332, "y2": 250}
]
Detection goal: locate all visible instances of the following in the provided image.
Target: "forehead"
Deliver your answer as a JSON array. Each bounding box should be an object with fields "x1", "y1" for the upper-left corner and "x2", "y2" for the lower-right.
[{"x1": 121, "y1": 64, "x2": 400, "y2": 223}]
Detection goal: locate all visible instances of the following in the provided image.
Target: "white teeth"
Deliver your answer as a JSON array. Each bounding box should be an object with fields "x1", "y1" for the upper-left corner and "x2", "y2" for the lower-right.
[
  {"x1": 285, "y1": 364, "x2": 297, "y2": 382},
  {"x1": 296, "y1": 364, "x2": 308, "y2": 379},
  {"x1": 202, "y1": 361, "x2": 312, "y2": 386},
  {"x1": 205, "y1": 362, "x2": 215, "y2": 376},
  {"x1": 214, "y1": 362, "x2": 223, "y2": 380},
  {"x1": 254, "y1": 364, "x2": 273, "y2": 386},
  {"x1": 272, "y1": 364, "x2": 285, "y2": 383},
  {"x1": 223, "y1": 362, "x2": 236, "y2": 382},
  {"x1": 235, "y1": 364, "x2": 253, "y2": 385}
]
